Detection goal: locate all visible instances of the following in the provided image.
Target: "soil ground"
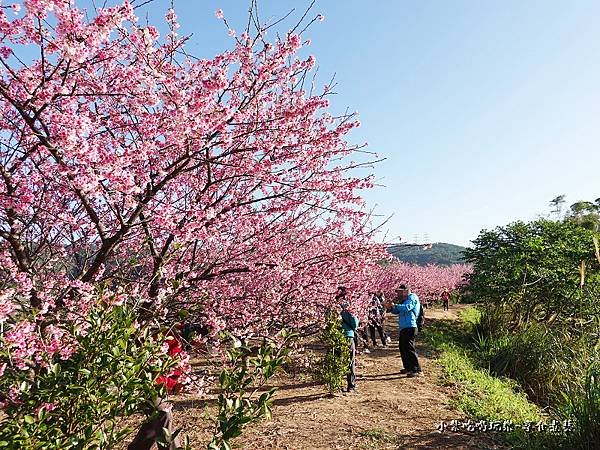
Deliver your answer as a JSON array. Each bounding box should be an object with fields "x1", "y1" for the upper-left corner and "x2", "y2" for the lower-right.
[{"x1": 168, "y1": 305, "x2": 510, "y2": 449}]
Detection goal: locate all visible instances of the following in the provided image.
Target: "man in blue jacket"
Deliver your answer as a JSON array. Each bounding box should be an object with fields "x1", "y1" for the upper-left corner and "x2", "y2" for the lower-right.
[{"x1": 385, "y1": 284, "x2": 423, "y2": 377}]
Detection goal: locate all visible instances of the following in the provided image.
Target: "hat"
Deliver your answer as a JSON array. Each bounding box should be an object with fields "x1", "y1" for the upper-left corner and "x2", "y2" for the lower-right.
[{"x1": 396, "y1": 283, "x2": 408, "y2": 291}]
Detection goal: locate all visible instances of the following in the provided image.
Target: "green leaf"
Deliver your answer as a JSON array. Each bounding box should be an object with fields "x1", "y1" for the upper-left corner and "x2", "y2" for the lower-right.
[{"x1": 219, "y1": 371, "x2": 228, "y2": 387}]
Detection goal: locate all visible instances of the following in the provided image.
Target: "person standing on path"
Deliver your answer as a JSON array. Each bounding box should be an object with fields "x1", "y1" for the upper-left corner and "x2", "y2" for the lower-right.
[
  {"x1": 384, "y1": 284, "x2": 423, "y2": 377},
  {"x1": 441, "y1": 288, "x2": 450, "y2": 311},
  {"x1": 367, "y1": 292, "x2": 387, "y2": 347},
  {"x1": 336, "y1": 286, "x2": 360, "y2": 392}
]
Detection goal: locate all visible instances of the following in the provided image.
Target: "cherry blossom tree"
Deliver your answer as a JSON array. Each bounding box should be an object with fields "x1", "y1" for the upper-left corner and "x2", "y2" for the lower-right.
[
  {"x1": 374, "y1": 262, "x2": 472, "y2": 302},
  {"x1": 0, "y1": 0, "x2": 381, "y2": 346},
  {"x1": 0, "y1": 0, "x2": 385, "y2": 442}
]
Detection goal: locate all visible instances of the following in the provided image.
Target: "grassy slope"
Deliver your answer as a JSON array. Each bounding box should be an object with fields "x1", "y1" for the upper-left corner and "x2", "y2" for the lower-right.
[{"x1": 422, "y1": 306, "x2": 557, "y2": 448}]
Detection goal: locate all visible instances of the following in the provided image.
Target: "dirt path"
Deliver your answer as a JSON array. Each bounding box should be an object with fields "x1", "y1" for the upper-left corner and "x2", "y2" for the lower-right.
[{"x1": 173, "y1": 306, "x2": 506, "y2": 449}]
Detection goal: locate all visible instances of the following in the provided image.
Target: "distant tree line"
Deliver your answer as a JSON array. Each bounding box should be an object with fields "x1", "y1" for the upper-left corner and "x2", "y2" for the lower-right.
[{"x1": 387, "y1": 242, "x2": 466, "y2": 266}]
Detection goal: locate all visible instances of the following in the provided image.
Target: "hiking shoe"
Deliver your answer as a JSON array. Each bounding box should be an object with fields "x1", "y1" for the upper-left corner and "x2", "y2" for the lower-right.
[
  {"x1": 386, "y1": 336, "x2": 392, "y2": 344},
  {"x1": 399, "y1": 368, "x2": 411, "y2": 374},
  {"x1": 407, "y1": 371, "x2": 424, "y2": 378},
  {"x1": 363, "y1": 348, "x2": 371, "y2": 354}
]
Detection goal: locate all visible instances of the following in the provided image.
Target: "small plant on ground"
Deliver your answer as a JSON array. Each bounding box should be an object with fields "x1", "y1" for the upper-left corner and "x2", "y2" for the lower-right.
[
  {"x1": 314, "y1": 310, "x2": 350, "y2": 394},
  {"x1": 207, "y1": 331, "x2": 295, "y2": 450},
  {"x1": 358, "y1": 428, "x2": 399, "y2": 448}
]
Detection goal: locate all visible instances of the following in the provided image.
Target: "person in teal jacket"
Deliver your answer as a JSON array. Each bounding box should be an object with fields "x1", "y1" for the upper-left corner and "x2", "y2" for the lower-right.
[
  {"x1": 337, "y1": 286, "x2": 359, "y2": 392},
  {"x1": 385, "y1": 284, "x2": 423, "y2": 377}
]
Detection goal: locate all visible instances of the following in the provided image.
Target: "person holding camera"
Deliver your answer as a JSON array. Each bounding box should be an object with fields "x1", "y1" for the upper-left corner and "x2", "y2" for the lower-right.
[
  {"x1": 384, "y1": 284, "x2": 423, "y2": 377},
  {"x1": 367, "y1": 292, "x2": 387, "y2": 347}
]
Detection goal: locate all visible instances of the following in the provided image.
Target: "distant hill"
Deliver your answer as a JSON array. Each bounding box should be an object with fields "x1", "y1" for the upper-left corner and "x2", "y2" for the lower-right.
[{"x1": 386, "y1": 242, "x2": 467, "y2": 266}]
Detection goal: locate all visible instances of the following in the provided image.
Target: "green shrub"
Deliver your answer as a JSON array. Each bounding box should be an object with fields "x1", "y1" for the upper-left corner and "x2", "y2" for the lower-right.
[
  {"x1": 463, "y1": 218, "x2": 600, "y2": 412},
  {"x1": 0, "y1": 304, "x2": 177, "y2": 449},
  {"x1": 507, "y1": 362, "x2": 600, "y2": 450},
  {"x1": 458, "y1": 306, "x2": 482, "y2": 329},
  {"x1": 314, "y1": 310, "x2": 350, "y2": 393}
]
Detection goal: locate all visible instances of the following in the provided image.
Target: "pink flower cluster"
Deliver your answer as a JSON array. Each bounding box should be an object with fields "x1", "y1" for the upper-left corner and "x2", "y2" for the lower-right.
[{"x1": 3, "y1": 319, "x2": 76, "y2": 370}]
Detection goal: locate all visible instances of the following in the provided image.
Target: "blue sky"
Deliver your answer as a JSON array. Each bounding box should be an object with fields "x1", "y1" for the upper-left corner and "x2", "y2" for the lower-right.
[{"x1": 90, "y1": 1, "x2": 600, "y2": 245}]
